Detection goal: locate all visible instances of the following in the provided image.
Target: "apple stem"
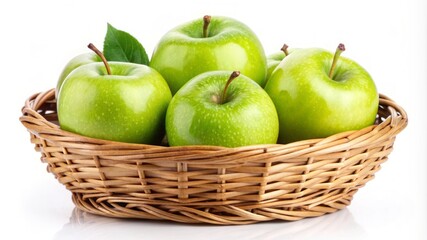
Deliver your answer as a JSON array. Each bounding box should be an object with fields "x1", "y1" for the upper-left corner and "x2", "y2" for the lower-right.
[
  {"x1": 329, "y1": 43, "x2": 345, "y2": 79},
  {"x1": 88, "y1": 43, "x2": 111, "y2": 75},
  {"x1": 203, "y1": 15, "x2": 211, "y2": 38},
  {"x1": 220, "y1": 71, "x2": 240, "y2": 104},
  {"x1": 281, "y1": 44, "x2": 289, "y2": 56}
]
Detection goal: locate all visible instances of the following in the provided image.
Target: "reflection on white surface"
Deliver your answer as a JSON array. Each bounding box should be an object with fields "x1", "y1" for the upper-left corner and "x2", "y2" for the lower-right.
[{"x1": 54, "y1": 208, "x2": 366, "y2": 240}]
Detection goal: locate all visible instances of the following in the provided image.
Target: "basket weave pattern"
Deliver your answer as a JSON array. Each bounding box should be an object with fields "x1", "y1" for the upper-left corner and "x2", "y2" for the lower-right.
[{"x1": 20, "y1": 89, "x2": 407, "y2": 224}]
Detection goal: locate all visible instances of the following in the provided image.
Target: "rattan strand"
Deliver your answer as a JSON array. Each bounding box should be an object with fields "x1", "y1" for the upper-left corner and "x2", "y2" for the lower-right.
[{"x1": 20, "y1": 89, "x2": 407, "y2": 225}]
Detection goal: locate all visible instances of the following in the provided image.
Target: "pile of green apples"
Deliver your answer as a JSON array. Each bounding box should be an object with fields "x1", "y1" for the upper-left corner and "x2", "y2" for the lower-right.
[{"x1": 56, "y1": 15, "x2": 379, "y2": 147}]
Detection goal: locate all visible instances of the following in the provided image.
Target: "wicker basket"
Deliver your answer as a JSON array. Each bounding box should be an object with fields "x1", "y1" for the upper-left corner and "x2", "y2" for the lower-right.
[{"x1": 20, "y1": 89, "x2": 408, "y2": 225}]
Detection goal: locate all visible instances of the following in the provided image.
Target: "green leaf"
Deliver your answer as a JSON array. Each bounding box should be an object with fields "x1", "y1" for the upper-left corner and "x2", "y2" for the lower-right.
[{"x1": 103, "y1": 23, "x2": 149, "y2": 65}]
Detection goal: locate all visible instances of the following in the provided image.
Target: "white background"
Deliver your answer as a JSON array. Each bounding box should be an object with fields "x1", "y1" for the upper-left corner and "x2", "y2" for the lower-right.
[{"x1": 1, "y1": 0, "x2": 426, "y2": 239}]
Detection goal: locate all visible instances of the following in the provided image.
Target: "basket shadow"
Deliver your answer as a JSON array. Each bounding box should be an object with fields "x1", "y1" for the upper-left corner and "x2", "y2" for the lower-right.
[{"x1": 53, "y1": 207, "x2": 366, "y2": 240}]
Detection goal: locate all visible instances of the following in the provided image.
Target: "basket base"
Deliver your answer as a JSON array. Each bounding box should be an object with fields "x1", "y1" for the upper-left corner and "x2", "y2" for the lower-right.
[{"x1": 71, "y1": 190, "x2": 357, "y2": 225}]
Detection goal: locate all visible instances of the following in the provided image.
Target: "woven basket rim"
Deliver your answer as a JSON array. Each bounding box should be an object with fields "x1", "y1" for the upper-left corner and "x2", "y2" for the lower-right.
[{"x1": 20, "y1": 88, "x2": 408, "y2": 150}]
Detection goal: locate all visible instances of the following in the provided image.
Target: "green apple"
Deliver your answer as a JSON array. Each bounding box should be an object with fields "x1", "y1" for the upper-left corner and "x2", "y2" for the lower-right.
[
  {"x1": 56, "y1": 52, "x2": 100, "y2": 97},
  {"x1": 264, "y1": 44, "x2": 378, "y2": 143},
  {"x1": 265, "y1": 44, "x2": 300, "y2": 81},
  {"x1": 150, "y1": 15, "x2": 267, "y2": 94},
  {"x1": 266, "y1": 51, "x2": 286, "y2": 81},
  {"x1": 166, "y1": 70, "x2": 279, "y2": 147},
  {"x1": 57, "y1": 44, "x2": 172, "y2": 144}
]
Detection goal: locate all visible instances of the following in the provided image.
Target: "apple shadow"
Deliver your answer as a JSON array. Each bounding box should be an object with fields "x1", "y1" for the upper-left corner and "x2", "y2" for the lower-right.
[{"x1": 54, "y1": 207, "x2": 366, "y2": 240}]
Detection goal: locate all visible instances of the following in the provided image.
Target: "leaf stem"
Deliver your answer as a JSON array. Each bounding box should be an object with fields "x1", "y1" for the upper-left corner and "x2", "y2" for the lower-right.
[
  {"x1": 329, "y1": 43, "x2": 345, "y2": 79},
  {"x1": 203, "y1": 15, "x2": 211, "y2": 38},
  {"x1": 220, "y1": 71, "x2": 240, "y2": 104},
  {"x1": 88, "y1": 43, "x2": 111, "y2": 75}
]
